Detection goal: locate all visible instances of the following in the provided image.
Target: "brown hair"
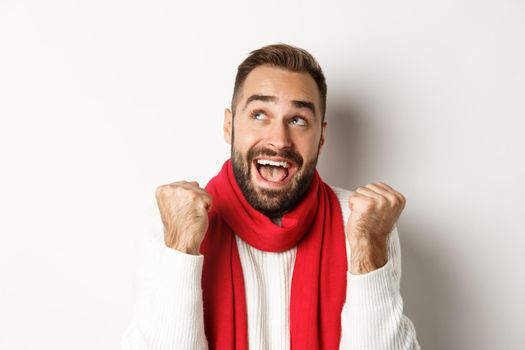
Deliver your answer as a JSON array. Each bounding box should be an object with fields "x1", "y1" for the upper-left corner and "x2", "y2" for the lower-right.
[{"x1": 231, "y1": 43, "x2": 327, "y2": 121}]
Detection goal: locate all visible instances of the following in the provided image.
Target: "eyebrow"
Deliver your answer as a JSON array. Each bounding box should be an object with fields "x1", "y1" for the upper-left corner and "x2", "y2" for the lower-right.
[{"x1": 242, "y1": 94, "x2": 317, "y2": 119}]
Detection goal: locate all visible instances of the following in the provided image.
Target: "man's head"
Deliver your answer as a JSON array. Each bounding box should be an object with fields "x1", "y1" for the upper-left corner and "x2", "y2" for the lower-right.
[{"x1": 223, "y1": 43, "x2": 328, "y2": 217}]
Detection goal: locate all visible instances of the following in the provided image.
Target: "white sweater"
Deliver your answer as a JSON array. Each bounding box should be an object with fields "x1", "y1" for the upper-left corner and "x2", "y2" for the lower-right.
[{"x1": 121, "y1": 186, "x2": 420, "y2": 350}]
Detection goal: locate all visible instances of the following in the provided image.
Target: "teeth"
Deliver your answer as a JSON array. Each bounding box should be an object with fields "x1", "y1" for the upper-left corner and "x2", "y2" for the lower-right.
[{"x1": 256, "y1": 159, "x2": 290, "y2": 168}]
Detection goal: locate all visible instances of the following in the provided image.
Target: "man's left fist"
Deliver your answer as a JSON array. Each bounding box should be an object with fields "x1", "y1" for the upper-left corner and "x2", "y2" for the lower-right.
[{"x1": 346, "y1": 182, "x2": 406, "y2": 274}]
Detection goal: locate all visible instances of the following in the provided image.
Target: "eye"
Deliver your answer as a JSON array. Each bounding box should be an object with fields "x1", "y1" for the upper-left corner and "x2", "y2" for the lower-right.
[
  {"x1": 290, "y1": 116, "x2": 308, "y2": 126},
  {"x1": 250, "y1": 110, "x2": 267, "y2": 120}
]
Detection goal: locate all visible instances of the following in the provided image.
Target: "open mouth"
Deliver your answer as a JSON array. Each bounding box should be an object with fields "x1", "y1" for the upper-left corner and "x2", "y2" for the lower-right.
[{"x1": 253, "y1": 158, "x2": 295, "y2": 186}]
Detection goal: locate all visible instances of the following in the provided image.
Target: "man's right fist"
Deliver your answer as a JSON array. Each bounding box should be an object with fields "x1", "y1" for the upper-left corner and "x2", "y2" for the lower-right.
[{"x1": 155, "y1": 181, "x2": 213, "y2": 255}]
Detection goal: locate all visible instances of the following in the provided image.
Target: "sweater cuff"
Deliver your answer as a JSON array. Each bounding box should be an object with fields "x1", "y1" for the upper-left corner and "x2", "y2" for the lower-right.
[
  {"x1": 153, "y1": 241, "x2": 204, "y2": 293},
  {"x1": 346, "y1": 258, "x2": 396, "y2": 308}
]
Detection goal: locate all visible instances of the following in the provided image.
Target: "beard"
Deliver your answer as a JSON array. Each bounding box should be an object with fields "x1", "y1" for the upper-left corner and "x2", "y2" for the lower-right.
[{"x1": 231, "y1": 141, "x2": 321, "y2": 218}]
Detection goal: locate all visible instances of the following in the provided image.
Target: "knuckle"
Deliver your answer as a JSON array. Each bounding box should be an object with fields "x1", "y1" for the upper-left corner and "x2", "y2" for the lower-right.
[
  {"x1": 155, "y1": 185, "x2": 166, "y2": 197},
  {"x1": 173, "y1": 187, "x2": 190, "y2": 201},
  {"x1": 172, "y1": 185, "x2": 184, "y2": 196},
  {"x1": 394, "y1": 192, "x2": 405, "y2": 204},
  {"x1": 377, "y1": 196, "x2": 387, "y2": 206},
  {"x1": 186, "y1": 190, "x2": 199, "y2": 201},
  {"x1": 362, "y1": 197, "x2": 374, "y2": 208}
]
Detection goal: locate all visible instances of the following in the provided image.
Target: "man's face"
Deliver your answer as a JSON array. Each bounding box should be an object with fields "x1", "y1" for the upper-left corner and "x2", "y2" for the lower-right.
[{"x1": 224, "y1": 64, "x2": 327, "y2": 217}]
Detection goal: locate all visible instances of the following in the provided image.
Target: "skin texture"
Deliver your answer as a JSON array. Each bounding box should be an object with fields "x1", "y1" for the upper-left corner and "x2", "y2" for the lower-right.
[{"x1": 155, "y1": 64, "x2": 407, "y2": 274}]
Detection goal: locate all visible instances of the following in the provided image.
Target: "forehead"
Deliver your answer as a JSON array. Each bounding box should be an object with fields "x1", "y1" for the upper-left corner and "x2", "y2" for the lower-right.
[{"x1": 239, "y1": 65, "x2": 321, "y2": 114}]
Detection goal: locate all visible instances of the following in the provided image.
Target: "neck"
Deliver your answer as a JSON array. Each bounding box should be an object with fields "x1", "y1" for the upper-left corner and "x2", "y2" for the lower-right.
[{"x1": 270, "y1": 216, "x2": 283, "y2": 227}]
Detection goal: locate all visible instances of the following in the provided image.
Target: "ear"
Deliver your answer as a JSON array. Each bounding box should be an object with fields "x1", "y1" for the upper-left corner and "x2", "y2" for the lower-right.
[
  {"x1": 223, "y1": 108, "x2": 233, "y2": 144},
  {"x1": 318, "y1": 121, "x2": 327, "y2": 153}
]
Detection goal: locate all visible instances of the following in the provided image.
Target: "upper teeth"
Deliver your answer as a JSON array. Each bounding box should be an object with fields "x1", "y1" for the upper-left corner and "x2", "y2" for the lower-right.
[{"x1": 257, "y1": 159, "x2": 290, "y2": 168}]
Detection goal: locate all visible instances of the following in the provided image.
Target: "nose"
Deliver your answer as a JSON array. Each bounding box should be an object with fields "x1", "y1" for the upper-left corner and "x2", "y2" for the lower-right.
[{"x1": 266, "y1": 119, "x2": 292, "y2": 149}]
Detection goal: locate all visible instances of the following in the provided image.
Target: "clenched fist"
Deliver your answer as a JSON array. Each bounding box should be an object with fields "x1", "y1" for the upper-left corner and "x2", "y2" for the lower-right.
[
  {"x1": 155, "y1": 181, "x2": 213, "y2": 255},
  {"x1": 346, "y1": 182, "x2": 406, "y2": 274}
]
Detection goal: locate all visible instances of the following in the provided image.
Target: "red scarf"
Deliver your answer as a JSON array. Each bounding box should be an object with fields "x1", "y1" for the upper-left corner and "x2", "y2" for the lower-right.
[{"x1": 200, "y1": 159, "x2": 348, "y2": 349}]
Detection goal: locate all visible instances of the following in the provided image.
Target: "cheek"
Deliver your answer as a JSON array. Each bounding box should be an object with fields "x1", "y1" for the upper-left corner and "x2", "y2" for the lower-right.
[
  {"x1": 294, "y1": 136, "x2": 322, "y2": 160},
  {"x1": 233, "y1": 128, "x2": 264, "y2": 152},
  {"x1": 234, "y1": 136, "x2": 258, "y2": 154},
  {"x1": 232, "y1": 136, "x2": 260, "y2": 164}
]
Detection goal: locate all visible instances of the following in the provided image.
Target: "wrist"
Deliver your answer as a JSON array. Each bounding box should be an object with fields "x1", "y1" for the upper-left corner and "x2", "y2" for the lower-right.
[
  {"x1": 348, "y1": 236, "x2": 388, "y2": 274},
  {"x1": 169, "y1": 243, "x2": 200, "y2": 255},
  {"x1": 165, "y1": 232, "x2": 201, "y2": 255}
]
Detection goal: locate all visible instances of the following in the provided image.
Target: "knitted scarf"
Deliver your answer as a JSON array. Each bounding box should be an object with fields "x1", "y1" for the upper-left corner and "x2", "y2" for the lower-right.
[{"x1": 200, "y1": 159, "x2": 348, "y2": 349}]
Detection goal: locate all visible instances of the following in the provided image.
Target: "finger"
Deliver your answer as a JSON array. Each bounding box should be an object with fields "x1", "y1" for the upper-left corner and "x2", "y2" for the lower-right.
[
  {"x1": 192, "y1": 198, "x2": 212, "y2": 216},
  {"x1": 348, "y1": 190, "x2": 367, "y2": 200},
  {"x1": 375, "y1": 182, "x2": 395, "y2": 191},
  {"x1": 374, "y1": 182, "x2": 405, "y2": 202},
  {"x1": 355, "y1": 186, "x2": 384, "y2": 200},
  {"x1": 347, "y1": 191, "x2": 364, "y2": 210},
  {"x1": 196, "y1": 202, "x2": 212, "y2": 214},
  {"x1": 365, "y1": 183, "x2": 399, "y2": 204},
  {"x1": 349, "y1": 190, "x2": 374, "y2": 199},
  {"x1": 374, "y1": 182, "x2": 401, "y2": 196},
  {"x1": 198, "y1": 191, "x2": 213, "y2": 211},
  {"x1": 193, "y1": 186, "x2": 211, "y2": 198},
  {"x1": 181, "y1": 181, "x2": 200, "y2": 189},
  {"x1": 168, "y1": 180, "x2": 188, "y2": 186}
]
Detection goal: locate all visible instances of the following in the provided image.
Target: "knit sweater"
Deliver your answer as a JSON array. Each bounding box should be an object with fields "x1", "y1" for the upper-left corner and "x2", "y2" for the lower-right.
[{"x1": 121, "y1": 186, "x2": 420, "y2": 349}]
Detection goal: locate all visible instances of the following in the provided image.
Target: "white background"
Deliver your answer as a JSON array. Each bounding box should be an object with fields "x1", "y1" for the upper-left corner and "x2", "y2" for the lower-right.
[{"x1": 1, "y1": 1, "x2": 524, "y2": 349}]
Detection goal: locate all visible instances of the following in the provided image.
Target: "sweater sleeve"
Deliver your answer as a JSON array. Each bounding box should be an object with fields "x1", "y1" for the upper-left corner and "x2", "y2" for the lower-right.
[
  {"x1": 120, "y1": 230, "x2": 209, "y2": 350},
  {"x1": 330, "y1": 186, "x2": 420, "y2": 350}
]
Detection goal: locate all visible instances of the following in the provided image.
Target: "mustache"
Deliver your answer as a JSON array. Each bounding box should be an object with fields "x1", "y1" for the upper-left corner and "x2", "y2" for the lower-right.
[{"x1": 247, "y1": 147, "x2": 303, "y2": 167}]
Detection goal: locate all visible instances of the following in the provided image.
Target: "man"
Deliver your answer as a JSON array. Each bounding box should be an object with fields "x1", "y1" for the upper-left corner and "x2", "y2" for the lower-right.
[{"x1": 122, "y1": 43, "x2": 420, "y2": 349}]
